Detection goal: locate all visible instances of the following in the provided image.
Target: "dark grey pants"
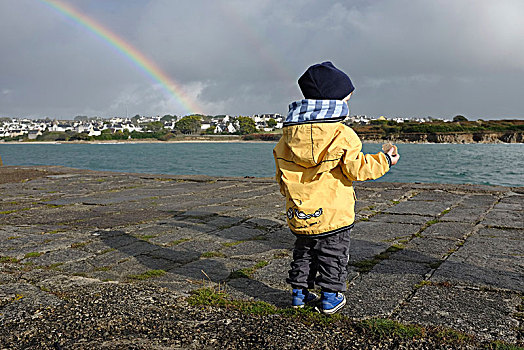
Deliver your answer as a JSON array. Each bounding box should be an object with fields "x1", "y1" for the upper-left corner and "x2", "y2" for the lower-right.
[{"x1": 287, "y1": 227, "x2": 352, "y2": 292}]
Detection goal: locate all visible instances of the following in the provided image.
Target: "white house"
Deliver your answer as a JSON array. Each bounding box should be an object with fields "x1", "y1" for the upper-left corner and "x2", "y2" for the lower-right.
[{"x1": 227, "y1": 122, "x2": 237, "y2": 133}]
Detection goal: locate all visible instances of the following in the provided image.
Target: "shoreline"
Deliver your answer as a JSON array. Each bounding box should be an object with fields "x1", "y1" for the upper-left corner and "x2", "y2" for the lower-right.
[{"x1": 1, "y1": 139, "x2": 523, "y2": 145}]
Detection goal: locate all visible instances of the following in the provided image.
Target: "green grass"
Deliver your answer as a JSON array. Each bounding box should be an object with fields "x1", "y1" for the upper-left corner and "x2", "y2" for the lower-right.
[
  {"x1": 70, "y1": 241, "x2": 89, "y2": 249},
  {"x1": 221, "y1": 240, "x2": 246, "y2": 248},
  {"x1": 486, "y1": 341, "x2": 524, "y2": 350},
  {"x1": 425, "y1": 219, "x2": 439, "y2": 226},
  {"x1": 0, "y1": 210, "x2": 17, "y2": 214},
  {"x1": 99, "y1": 248, "x2": 116, "y2": 255},
  {"x1": 126, "y1": 269, "x2": 166, "y2": 281},
  {"x1": 24, "y1": 252, "x2": 43, "y2": 258},
  {"x1": 351, "y1": 259, "x2": 380, "y2": 273},
  {"x1": 47, "y1": 263, "x2": 63, "y2": 270},
  {"x1": 93, "y1": 266, "x2": 112, "y2": 272},
  {"x1": 47, "y1": 229, "x2": 67, "y2": 234},
  {"x1": 0, "y1": 256, "x2": 19, "y2": 263},
  {"x1": 359, "y1": 318, "x2": 423, "y2": 338},
  {"x1": 229, "y1": 260, "x2": 269, "y2": 279},
  {"x1": 272, "y1": 250, "x2": 289, "y2": 259},
  {"x1": 201, "y1": 251, "x2": 225, "y2": 258},
  {"x1": 72, "y1": 272, "x2": 88, "y2": 277},
  {"x1": 187, "y1": 287, "x2": 341, "y2": 324},
  {"x1": 414, "y1": 280, "x2": 432, "y2": 289}
]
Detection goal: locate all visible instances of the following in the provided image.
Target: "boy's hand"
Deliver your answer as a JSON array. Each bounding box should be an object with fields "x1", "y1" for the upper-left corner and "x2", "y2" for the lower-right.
[{"x1": 387, "y1": 147, "x2": 400, "y2": 165}]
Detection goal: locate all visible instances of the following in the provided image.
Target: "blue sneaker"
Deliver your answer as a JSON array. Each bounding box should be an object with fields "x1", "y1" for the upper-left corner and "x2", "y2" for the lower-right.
[
  {"x1": 321, "y1": 291, "x2": 346, "y2": 314},
  {"x1": 292, "y1": 289, "x2": 319, "y2": 308}
]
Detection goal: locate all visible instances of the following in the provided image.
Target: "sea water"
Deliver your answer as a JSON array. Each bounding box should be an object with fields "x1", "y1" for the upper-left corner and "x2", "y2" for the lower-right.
[{"x1": 1, "y1": 142, "x2": 522, "y2": 187}]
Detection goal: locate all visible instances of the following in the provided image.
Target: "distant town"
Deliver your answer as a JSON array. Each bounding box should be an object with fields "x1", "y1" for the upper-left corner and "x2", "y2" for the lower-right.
[{"x1": 0, "y1": 113, "x2": 455, "y2": 141}]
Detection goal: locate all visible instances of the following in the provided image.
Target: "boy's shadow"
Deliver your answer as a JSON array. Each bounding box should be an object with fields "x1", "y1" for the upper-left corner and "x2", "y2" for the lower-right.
[{"x1": 97, "y1": 212, "x2": 292, "y2": 307}]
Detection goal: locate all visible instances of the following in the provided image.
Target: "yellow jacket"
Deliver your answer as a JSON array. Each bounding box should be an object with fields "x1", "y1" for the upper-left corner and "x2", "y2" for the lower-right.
[{"x1": 274, "y1": 120, "x2": 390, "y2": 237}]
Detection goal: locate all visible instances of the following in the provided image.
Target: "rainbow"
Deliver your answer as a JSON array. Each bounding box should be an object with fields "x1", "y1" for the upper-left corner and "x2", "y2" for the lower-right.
[{"x1": 39, "y1": 0, "x2": 202, "y2": 115}]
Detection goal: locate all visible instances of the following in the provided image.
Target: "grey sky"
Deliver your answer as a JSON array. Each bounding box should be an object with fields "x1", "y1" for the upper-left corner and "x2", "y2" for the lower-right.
[{"x1": 0, "y1": 0, "x2": 523, "y2": 120}]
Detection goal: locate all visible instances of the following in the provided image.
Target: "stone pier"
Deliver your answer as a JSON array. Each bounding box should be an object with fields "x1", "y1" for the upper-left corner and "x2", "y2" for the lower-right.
[{"x1": 0, "y1": 166, "x2": 522, "y2": 349}]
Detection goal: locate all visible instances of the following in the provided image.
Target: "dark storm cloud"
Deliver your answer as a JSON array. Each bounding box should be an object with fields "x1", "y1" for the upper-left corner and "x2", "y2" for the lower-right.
[{"x1": 0, "y1": 0, "x2": 522, "y2": 119}]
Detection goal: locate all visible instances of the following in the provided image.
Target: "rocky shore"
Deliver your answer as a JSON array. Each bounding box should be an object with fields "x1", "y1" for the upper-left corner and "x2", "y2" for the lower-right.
[
  {"x1": 0, "y1": 166, "x2": 522, "y2": 349},
  {"x1": 359, "y1": 131, "x2": 524, "y2": 144},
  {"x1": 2, "y1": 130, "x2": 524, "y2": 144}
]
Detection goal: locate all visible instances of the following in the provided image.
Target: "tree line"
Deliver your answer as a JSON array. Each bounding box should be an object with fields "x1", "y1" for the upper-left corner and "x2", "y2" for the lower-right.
[{"x1": 351, "y1": 117, "x2": 524, "y2": 136}]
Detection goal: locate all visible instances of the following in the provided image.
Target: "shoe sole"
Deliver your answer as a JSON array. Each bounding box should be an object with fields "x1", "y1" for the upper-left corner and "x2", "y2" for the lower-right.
[
  {"x1": 321, "y1": 296, "x2": 346, "y2": 314},
  {"x1": 292, "y1": 294, "x2": 319, "y2": 309}
]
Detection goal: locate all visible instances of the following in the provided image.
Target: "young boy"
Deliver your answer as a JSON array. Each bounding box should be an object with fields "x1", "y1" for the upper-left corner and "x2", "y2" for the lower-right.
[{"x1": 273, "y1": 61, "x2": 399, "y2": 314}]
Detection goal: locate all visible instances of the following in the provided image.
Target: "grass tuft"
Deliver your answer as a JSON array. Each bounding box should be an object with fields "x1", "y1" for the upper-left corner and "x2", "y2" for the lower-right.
[
  {"x1": 440, "y1": 208, "x2": 451, "y2": 215},
  {"x1": 201, "y1": 251, "x2": 225, "y2": 258},
  {"x1": 0, "y1": 256, "x2": 20, "y2": 263},
  {"x1": 222, "y1": 240, "x2": 246, "y2": 248},
  {"x1": 71, "y1": 241, "x2": 89, "y2": 249},
  {"x1": 426, "y1": 219, "x2": 439, "y2": 226},
  {"x1": 48, "y1": 262, "x2": 63, "y2": 270},
  {"x1": 0, "y1": 210, "x2": 17, "y2": 215},
  {"x1": 229, "y1": 260, "x2": 269, "y2": 279},
  {"x1": 187, "y1": 286, "x2": 229, "y2": 307},
  {"x1": 434, "y1": 328, "x2": 473, "y2": 344},
  {"x1": 358, "y1": 318, "x2": 423, "y2": 339},
  {"x1": 126, "y1": 269, "x2": 166, "y2": 281},
  {"x1": 351, "y1": 259, "x2": 379, "y2": 273},
  {"x1": 187, "y1": 287, "x2": 340, "y2": 323},
  {"x1": 24, "y1": 252, "x2": 43, "y2": 258}
]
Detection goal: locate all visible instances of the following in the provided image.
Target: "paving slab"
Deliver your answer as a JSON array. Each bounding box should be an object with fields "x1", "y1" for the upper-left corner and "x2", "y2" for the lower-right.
[
  {"x1": 351, "y1": 221, "x2": 422, "y2": 244},
  {"x1": 342, "y1": 260, "x2": 429, "y2": 319},
  {"x1": 439, "y1": 205, "x2": 485, "y2": 223},
  {"x1": 431, "y1": 227, "x2": 524, "y2": 292},
  {"x1": 398, "y1": 285, "x2": 521, "y2": 342},
  {"x1": 421, "y1": 221, "x2": 474, "y2": 240},
  {"x1": 391, "y1": 237, "x2": 458, "y2": 264},
  {"x1": 481, "y1": 209, "x2": 524, "y2": 229},
  {"x1": 384, "y1": 199, "x2": 452, "y2": 216}
]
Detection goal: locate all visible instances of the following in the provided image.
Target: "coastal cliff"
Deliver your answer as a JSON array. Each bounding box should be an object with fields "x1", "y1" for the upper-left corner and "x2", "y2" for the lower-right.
[{"x1": 358, "y1": 131, "x2": 524, "y2": 143}]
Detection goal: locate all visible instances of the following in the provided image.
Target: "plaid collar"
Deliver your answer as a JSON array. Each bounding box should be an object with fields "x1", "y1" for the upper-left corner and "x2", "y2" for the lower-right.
[{"x1": 284, "y1": 99, "x2": 349, "y2": 126}]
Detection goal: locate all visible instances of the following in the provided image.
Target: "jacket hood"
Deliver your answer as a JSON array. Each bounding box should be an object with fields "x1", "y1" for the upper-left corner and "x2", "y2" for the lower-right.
[{"x1": 281, "y1": 99, "x2": 349, "y2": 168}]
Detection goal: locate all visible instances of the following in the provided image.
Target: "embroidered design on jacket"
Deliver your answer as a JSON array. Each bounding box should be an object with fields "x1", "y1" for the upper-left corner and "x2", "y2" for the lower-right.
[{"x1": 287, "y1": 207, "x2": 323, "y2": 220}]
